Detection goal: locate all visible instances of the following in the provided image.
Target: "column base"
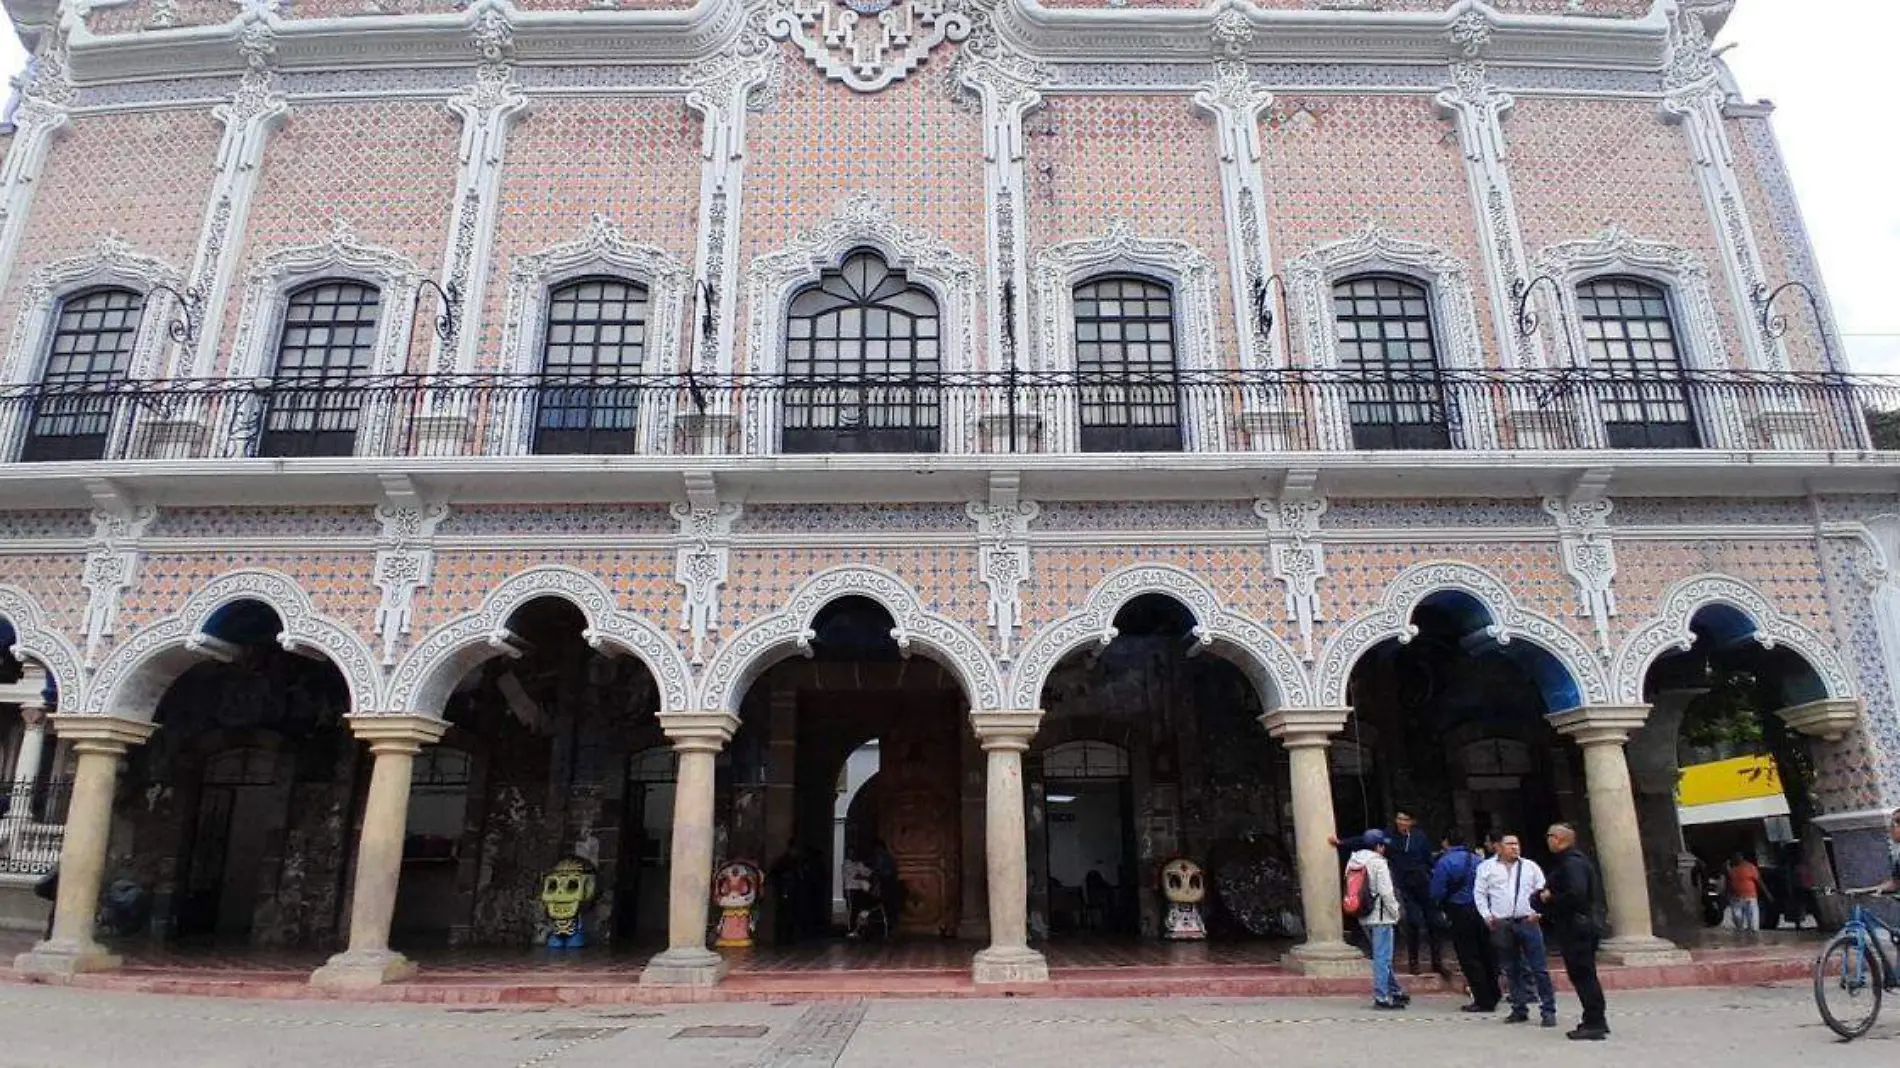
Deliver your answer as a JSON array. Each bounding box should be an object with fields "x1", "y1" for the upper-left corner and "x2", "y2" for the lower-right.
[
  {"x1": 972, "y1": 945, "x2": 1049, "y2": 984},
  {"x1": 13, "y1": 938, "x2": 122, "y2": 979},
  {"x1": 639, "y1": 947, "x2": 728, "y2": 987},
  {"x1": 1599, "y1": 935, "x2": 1692, "y2": 967},
  {"x1": 1284, "y1": 939, "x2": 1370, "y2": 978},
  {"x1": 309, "y1": 948, "x2": 418, "y2": 990}
]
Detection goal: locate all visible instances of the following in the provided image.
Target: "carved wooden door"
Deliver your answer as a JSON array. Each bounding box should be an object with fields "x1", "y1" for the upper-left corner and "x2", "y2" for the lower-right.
[{"x1": 878, "y1": 698, "x2": 961, "y2": 936}]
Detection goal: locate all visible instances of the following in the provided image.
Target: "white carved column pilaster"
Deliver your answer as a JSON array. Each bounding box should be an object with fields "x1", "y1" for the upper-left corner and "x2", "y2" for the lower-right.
[
  {"x1": 78, "y1": 483, "x2": 156, "y2": 669},
  {"x1": 954, "y1": 17, "x2": 1053, "y2": 412},
  {"x1": 430, "y1": 6, "x2": 529, "y2": 386},
  {"x1": 1435, "y1": 14, "x2": 1542, "y2": 369},
  {"x1": 1545, "y1": 492, "x2": 1618, "y2": 655},
  {"x1": 178, "y1": 15, "x2": 290, "y2": 379},
  {"x1": 0, "y1": 16, "x2": 76, "y2": 316},
  {"x1": 1192, "y1": 55, "x2": 1278, "y2": 369},
  {"x1": 1660, "y1": 6, "x2": 1779, "y2": 372},
  {"x1": 968, "y1": 473, "x2": 1037, "y2": 663},
  {"x1": 3, "y1": 687, "x2": 48, "y2": 858},
  {"x1": 672, "y1": 473, "x2": 741, "y2": 666},
  {"x1": 371, "y1": 477, "x2": 448, "y2": 666},
  {"x1": 1256, "y1": 495, "x2": 1327, "y2": 662}
]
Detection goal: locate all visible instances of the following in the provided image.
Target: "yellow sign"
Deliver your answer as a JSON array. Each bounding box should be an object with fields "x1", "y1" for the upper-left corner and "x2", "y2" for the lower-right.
[{"x1": 1676, "y1": 754, "x2": 1783, "y2": 807}]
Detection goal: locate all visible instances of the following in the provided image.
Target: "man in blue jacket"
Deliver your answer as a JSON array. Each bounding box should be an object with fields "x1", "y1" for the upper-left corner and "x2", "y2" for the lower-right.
[
  {"x1": 1432, "y1": 833, "x2": 1499, "y2": 1012},
  {"x1": 1334, "y1": 809, "x2": 1446, "y2": 975}
]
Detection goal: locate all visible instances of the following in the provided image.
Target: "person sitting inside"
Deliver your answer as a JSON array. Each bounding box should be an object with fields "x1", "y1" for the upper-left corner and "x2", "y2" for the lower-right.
[{"x1": 843, "y1": 853, "x2": 878, "y2": 940}]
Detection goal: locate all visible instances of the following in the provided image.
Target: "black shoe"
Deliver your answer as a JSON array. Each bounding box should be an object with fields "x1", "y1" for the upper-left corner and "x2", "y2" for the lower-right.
[
  {"x1": 1504, "y1": 1011, "x2": 1529, "y2": 1024},
  {"x1": 1541, "y1": 1014, "x2": 1558, "y2": 1028},
  {"x1": 1460, "y1": 1003, "x2": 1496, "y2": 1014},
  {"x1": 1393, "y1": 993, "x2": 1411, "y2": 1007},
  {"x1": 1567, "y1": 1027, "x2": 1608, "y2": 1041},
  {"x1": 1374, "y1": 1000, "x2": 1405, "y2": 1011}
]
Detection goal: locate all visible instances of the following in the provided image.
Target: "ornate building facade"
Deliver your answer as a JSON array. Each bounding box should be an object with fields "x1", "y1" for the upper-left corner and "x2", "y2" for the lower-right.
[{"x1": 0, "y1": 0, "x2": 1896, "y2": 989}]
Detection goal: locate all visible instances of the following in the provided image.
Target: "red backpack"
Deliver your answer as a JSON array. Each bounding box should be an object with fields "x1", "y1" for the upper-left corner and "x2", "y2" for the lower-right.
[{"x1": 1342, "y1": 863, "x2": 1374, "y2": 919}]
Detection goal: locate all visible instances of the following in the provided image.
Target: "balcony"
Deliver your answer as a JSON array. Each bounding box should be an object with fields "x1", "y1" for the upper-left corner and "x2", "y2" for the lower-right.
[{"x1": 0, "y1": 369, "x2": 1892, "y2": 462}]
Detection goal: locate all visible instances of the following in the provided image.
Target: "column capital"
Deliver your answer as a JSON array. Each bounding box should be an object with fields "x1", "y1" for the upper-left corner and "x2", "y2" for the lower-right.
[
  {"x1": 18, "y1": 704, "x2": 49, "y2": 728},
  {"x1": 1259, "y1": 707, "x2": 1353, "y2": 748},
  {"x1": 660, "y1": 711, "x2": 741, "y2": 751},
  {"x1": 969, "y1": 710, "x2": 1042, "y2": 751},
  {"x1": 345, "y1": 714, "x2": 449, "y2": 754},
  {"x1": 48, "y1": 714, "x2": 155, "y2": 755},
  {"x1": 1774, "y1": 697, "x2": 1863, "y2": 742},
  {"x1": 1549, "y1": 704, "x2": 1651, "y2": 747}
]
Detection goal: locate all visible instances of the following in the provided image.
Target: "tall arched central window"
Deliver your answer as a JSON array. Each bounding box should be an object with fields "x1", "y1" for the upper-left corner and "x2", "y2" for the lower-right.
[
  {"x1": 257, "y1": 279, "x2": 382, "y2": 458},
  {"x1": 20, "y1": 286, "x2": 144, "y2": 462},
  {"x1": 1332, "y1": 275, "x2": 1450, "y2": 450},
  {"x1": 1074, "y1": 275, "x2": 1182, "y2": 452},
  {"x1": 1577, "y1": 277, "x2": 1699, "y2": 449},
  {"x1": 782, "y1": 248, "x2": 940, "y2": 454},
  {"x1": 534, "y1": 276, "x2": 650, "y2": 455}
]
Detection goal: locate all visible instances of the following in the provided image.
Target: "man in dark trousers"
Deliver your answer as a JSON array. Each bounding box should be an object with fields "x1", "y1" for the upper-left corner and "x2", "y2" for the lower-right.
[
  {"x1": 1538, "y1": 823, "x2": 1609, "y2": 1041},
  {"x1": 1432, "y1": 833, "x2": 1499, "y2": 1012},
  {"x1": 1336, "y1": 809, "x2": 1445, "y2": 975}
]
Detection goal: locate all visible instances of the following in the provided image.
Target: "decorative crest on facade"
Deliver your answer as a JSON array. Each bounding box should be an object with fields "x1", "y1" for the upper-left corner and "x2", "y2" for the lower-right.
[
  {"x1": 1256, "y1": 496, "x2": 1327, "y2": 662},
  {"x1": 768, "y1": 0, "x2": 973, "y2": 93},
  {"x1": 372, "y1": 483, "x2": 450, "y2": 666},
  {"x1": 1544, "y1": 494, "x2": 1618, "y2": 654},
  {"x1": 968, "y1": 486, "x2": 1038, "y2": 662}
]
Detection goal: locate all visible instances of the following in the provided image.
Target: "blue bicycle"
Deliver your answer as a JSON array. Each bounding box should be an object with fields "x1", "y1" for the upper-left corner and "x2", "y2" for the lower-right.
[{"x1": 1814, "y1": 891, "x2": 1900, "y2": 1040}]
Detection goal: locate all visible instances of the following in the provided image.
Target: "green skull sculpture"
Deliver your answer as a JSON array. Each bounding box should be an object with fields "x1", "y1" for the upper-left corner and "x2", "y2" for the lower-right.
[{"x1": 540, "y1": 856, "x2": 598, "y2": 949}]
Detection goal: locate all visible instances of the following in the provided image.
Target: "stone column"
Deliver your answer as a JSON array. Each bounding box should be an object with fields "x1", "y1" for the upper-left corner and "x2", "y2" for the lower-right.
[
  {"x1": 14, "y1": 715, "x2": 155, "y2": 978},
  {"x1": 310, "y1": 715, "x2": 449, "y2": 990},
  {"x1": 1550, "y1": 706, "x2": 1691, "y2": 965},
  {"x1": 4, "y1": 703, "x2": 48, "y2": 853},
  {"x1": 1261, "y1": 708, "x2": 1368, "y2": 977},
  {"x1": 970, "y1": 710, "x2": 1047, "y2": 984},
  {"x1": 641, "y1": 712, "x2": 739, "y2": 987}
]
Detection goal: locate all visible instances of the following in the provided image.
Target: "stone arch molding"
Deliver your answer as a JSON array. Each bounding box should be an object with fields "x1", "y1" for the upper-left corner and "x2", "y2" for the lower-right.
[
  {"x1": 1007, "y1": 564, "x2": 1311, "y2": 714},
  {"x1": 1611, "y1": 572, "x2": 1857, "y2": 704},
  {"x1": 2, "y1": 234, "x2": 185, "y2": 385},
  {"x1": 489, "y1": 214, "x2": 691, "y2": 453},
  {"x1": 83, "y1": 568, "x2": 383, "y2": 723},
  {"x1": 741, "y1": 194, "x2": 978, "y2": 449},
  {"x1": 0, "y1": 584, "x2": 86, "y2": 710},
  {"x1": 1532, "y1": 224, "x2": 1728, "y2": 373},
  {"x1": 387, "y1": 564, "x2": 693, "y2": 720},
  {"x1": 1314, "y1": 560, "x2": 1608, "y2": 710},
  {"x1": 699, "y1": 565, "x2": 1004, "y2": 717},
  {"x1": 227, "y1": 219, "x2": 423, "y2": 381}
]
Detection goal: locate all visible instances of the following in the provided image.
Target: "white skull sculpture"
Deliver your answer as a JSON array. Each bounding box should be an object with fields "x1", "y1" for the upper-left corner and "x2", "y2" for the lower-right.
[{"x1": 1162, "y1": 858, "x2": 1206, "y2": 905}]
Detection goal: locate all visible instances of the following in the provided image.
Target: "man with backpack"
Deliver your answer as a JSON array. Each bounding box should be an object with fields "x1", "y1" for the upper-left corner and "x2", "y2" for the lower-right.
[
  {"x1": 1537, "y1": 823, "x2": 1610, "y2": 1041},
  {"x1": 1345, "y1": 829, "x2": 1407, "y2": 1010},
  {"x1": 1431, "y1": 832, "x2": 1499, "y2": 1013}
]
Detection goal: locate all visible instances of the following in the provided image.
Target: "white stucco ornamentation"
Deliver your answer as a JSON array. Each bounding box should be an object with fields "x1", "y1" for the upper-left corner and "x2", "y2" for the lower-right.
[
  {"x1": 1611, "y1": 572, "x2": 1858, "y2": 705},
  {"x1": 674, "y1": 499, "x2": 743, "y2": 665},
  {"x1": 78, "y1": 500, "x2": 157, "y2": 670},
  {"x1": 1256, "y1": 496, "x2": 1327, "y2": 662},
  {"x1": 1544, "y1": 494, "x2": 1618, "y2": 655},
  {"x1": 1314, "y1": 560, "x2": 1608, "y2": 710},
  {"x1": 968, "y1": 496, "x2": 1038, "y2": 662},
  {"x1": 388, "y1": 564, "x2": 694, "y2": 720},
  {"x1": 0, "y1": 20, "x2": 78, "y2": 342},
  {"x1": 84, "y1": 567, "x2": 383, "y2": 722},
  {"x1": 699, "y1": 565, "x2": 1004, "y2": 715},
  {"x1": 0, "y1": 584, "x2": 86, "y2": 711},
  {"x1": 1008, "y1": 564, "x2": 1309, "y2": 714},
  {"x1": 371, "y1": 495, "x2": 450, "y2": 666},
  {"x1": 767, "y1": 0, "x2": 972, "y2": 93},
  {"x1": 230, "y1": 220, "x2": 423, "y2": 382},
  {"x1": 1532, "y1": 225, "x2": 1727, "y2": 373},
  {"x1": 1, "y1": 235, "x2": 185, "y2": 386}
]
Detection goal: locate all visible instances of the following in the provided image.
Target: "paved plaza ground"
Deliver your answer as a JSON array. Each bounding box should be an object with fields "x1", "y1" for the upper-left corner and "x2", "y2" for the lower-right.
[{"x1": 0, "y1": 980, "x2": 1894, "y2": 1068}]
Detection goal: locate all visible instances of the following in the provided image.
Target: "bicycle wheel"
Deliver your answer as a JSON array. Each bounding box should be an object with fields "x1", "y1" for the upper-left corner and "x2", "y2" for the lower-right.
[{"x1": 1815, "y1": 932, "x2": 1884, "y2": 1040}]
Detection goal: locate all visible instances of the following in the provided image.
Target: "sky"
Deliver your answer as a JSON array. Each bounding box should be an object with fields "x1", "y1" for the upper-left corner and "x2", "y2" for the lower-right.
[{"x1": 0, "y1": 1, "x2": 1891, "y2": 373}]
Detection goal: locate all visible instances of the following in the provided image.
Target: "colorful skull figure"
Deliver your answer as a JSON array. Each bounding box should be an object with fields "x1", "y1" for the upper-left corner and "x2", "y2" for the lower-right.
[
  {"x1": 714, "y1": 860, "x2": 763, "y2": 948},
  {"x1": 540, "y1": 856, "x2": 597, "y2": 949},
  {"x1": 1161, "y1": 857, "x2": 1208, "y2": 941}
]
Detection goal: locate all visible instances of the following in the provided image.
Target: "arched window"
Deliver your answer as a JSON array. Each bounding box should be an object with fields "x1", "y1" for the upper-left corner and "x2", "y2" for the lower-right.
[
  {"x1": 258, "y1": 279, "x2": 382, "y2": 458},
  {"x1": 533, "y1": 276, "x2": 651, "y2": 455},
  {"x1": 782, "y1": 248, "x2": 940, "y2": 454},
  {"x1": 1576, "y1": 277, "x2": 1699, "y2": 449},
  {"x1": 20, "y1": 287, "x2": 144, "y2": 462},
  {"x1": 1074, "y1": 275, "x2": 1181, "y2": 452},
  {"x1": 1332, "y1": 275, "x2": 1450, "y2": 450}
]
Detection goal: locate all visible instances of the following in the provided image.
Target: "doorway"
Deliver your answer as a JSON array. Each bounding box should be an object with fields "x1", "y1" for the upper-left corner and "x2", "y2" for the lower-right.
[
  {"x1": 1042, "y1": 741, "x2": 1136, "y2": 936},
  {"x1": 177, "y1": 746, "x2": 284, "y2": 941},
  {"x1": 613, "y1": 746, "x2": 676, "y2": 947}
]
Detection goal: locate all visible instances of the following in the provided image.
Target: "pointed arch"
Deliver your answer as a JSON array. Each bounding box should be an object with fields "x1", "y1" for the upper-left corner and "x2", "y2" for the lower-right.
[
  {"x1": 1314, "y1": 560, "x2": 1607, "y2": 711},
  {"x1": 386, "y1": 564, "x2": 693, "y2": 720},
  {"x1": 0, "y1": 584, "x2": 85, "y2": 710},
  {"x1": 1007, "y1": 564, "x2": 1310, "y2": 714},
  {"x1": 82, "y1": 568, "x2": 382, "y2": 722},
  {"x1": 1612, "y1": 572, "x2": 1857, "y2": 704},
  {"x1": 698, "y1": 565, "x2": 1004, "y2": 717}
]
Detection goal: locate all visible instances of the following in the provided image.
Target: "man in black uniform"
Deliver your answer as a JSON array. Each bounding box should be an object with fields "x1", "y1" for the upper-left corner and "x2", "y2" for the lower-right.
[{"x1": 1538, "y1": 823, "x2": 1608, "y2": 1041}]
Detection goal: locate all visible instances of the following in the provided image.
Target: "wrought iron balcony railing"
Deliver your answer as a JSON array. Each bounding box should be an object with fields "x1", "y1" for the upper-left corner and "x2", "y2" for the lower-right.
[{"x1": 0, "y1": 369, "x2": 1894, "y2": 463}]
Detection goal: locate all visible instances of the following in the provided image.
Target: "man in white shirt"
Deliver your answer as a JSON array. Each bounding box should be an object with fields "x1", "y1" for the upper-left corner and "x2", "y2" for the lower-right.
[{"x1": 1473, "y1": 833, "x2": 1557, "y2": 1026}]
